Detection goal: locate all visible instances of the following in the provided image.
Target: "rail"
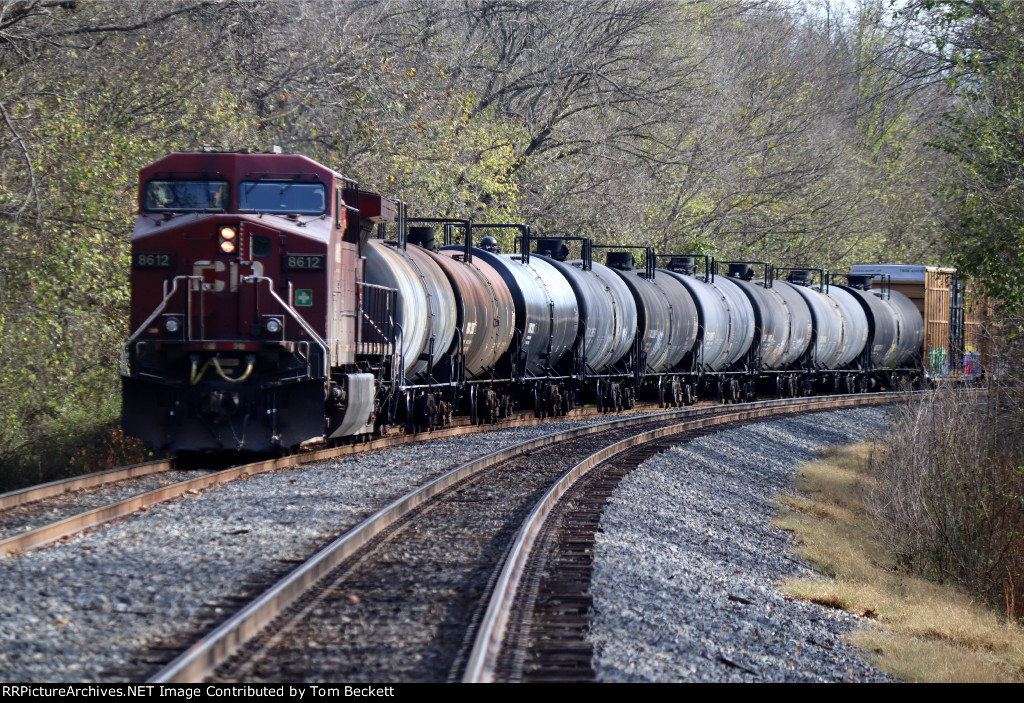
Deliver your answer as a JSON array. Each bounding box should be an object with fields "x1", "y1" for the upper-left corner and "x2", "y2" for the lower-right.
[
  {"x1": 462, "y1": 391, "x2": 908, "y2": 682},
  {"x1": 147, "y1": 392, "x2": 908, "y2": 683}
]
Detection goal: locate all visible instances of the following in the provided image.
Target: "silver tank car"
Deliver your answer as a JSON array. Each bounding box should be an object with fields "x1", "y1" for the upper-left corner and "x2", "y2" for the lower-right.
[
  {"x1": 781, "y1": 272, "x2": 846, "y2": 369},
  {"x1": 873, "y1": 288, "x2": 924, "y2": 367},
  {"x1": 817, "y1": 284, "x2": 869, "y2": 367},
  {"x1": 461, "y1": 247, "x2": 579, "y2": 375},
  {"x1": 534, "y1": 242, "x2": 637, "y2": 373},
  {"x1": 605, "y1": 252, "x2": 698, "y2": 373},
  {"x1": 840, "y1": 277, "x2": 899, "y2": 366},
  {"x1": 703, "y1": 274, "x2": 757, "y2": 368},
  {"x1": 720, "y1": 264, "x2": 792, "y2": 370},
  {"x1": 364, "y1": 239, "x2": 457, "y2": 381},
  {"x1": 659, "y1": 265, "x2": 733, "y2": 372},
  {"x1": 769, "y1": 280, "x2": 813, "y2": 366}
]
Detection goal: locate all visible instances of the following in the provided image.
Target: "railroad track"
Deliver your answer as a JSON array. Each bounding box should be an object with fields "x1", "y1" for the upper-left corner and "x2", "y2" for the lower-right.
[
  {"x1": 150, "y1": 392, "x2": 904, "y2": 684},
  {"x1": 0, "y1": 402, "x2": 661, "y2": 558}
]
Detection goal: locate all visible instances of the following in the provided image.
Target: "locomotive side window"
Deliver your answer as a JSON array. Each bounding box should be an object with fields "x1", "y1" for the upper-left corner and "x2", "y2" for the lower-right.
[
  {"x1": 238, "y1": 181, "x2": 326, "y2": 215},
  {"x1": 144, "y1": 180, "x2": 228, "y2": 212},
  {"x1": 251, "y1": 235, "x2": 272, "y2": 258}
]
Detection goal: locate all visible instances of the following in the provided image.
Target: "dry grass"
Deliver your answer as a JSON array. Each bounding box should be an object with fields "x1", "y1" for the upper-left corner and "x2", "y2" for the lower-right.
[{"x1": 776, "y1": 443, "x2": 1024, "y2": 682}]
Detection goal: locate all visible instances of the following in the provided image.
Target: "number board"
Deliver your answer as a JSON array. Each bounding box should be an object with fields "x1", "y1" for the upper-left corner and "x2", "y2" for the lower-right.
[
  {"x1": 283, "y1": 254, "x2": 327, "y2": 271},
  {"x1": 133, "y1": 252, "x2": 175, "y2": 269}
]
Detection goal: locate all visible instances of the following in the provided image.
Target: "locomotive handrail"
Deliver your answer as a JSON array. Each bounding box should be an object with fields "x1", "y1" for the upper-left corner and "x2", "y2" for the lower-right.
[
  {"x1": 120, "y1": 275, "x2": 203, "y2": 375},
  {"x1": 242, "y1": 275, "x2": 329, "y2": 378}
]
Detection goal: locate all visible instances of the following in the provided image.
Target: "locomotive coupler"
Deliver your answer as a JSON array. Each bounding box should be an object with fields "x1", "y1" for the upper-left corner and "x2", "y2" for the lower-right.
[{"x1": 201, "y1": 389, "x2": 241, "y2": 424}]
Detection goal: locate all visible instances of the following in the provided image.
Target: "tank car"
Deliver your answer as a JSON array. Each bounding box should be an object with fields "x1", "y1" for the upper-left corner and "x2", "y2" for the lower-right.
[{"x1": 528, "y1": 238, "x2": 638, "y2": 411}]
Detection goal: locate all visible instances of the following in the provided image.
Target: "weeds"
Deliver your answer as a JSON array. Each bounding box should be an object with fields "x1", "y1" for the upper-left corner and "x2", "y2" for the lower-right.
[{"x1": 867, "y1": 382, "x2": 1024, "y2": 616}]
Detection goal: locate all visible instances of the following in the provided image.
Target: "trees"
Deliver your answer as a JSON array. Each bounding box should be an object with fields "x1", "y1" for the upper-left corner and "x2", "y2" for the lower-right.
[
  {"x1": 0, "y1": 1, "x2": 258, "y2": 484},
  {"x1": 907, "y1": 1, "x2": 1024, "y2": 312},
  {"x1": 0, "y1": 0, "x2": 968, "y2": 487}
]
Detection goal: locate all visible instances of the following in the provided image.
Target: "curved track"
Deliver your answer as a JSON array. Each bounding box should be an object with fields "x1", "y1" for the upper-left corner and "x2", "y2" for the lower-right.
[
  {"x1": 0, "y1": 404, "x2": 655, "y2": 559},
  {"x1": 149, "y1": 393, "x2": 905, "y2": 683}
]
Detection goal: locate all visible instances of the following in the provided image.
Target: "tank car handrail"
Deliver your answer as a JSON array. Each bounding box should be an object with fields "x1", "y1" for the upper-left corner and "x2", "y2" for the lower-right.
[
  {"x1": 120, "y1": 275, "x2": 203, "y2": 375},
  {"x1": 394, "y1": 322, "x2": 406, "y2": 387},
  {"x1": 407, "y1": 216, "x2": 473, "y2": 262},
  {"x1": 242, "y1": 275, "x2": 330, "y2": 378},
  {"x1": 357, "y1": 280, "x2": 398, "y2": 352}
]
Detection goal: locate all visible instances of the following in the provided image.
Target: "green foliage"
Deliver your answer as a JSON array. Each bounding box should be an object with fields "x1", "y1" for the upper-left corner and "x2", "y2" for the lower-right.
[
  {"x1": 0, "y1": 1, "x2": 971, "y2": 485},
  {"x1": 921, "y1": 1, "x2": 1024, "y2": 313},
  {"x1": 0, "y1": 11, "x2": 259, "y2": 486}
]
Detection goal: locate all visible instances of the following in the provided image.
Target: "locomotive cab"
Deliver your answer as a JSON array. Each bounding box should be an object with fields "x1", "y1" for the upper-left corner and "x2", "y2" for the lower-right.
[{"x1": 122, "y1": 151, "x2": 396, "y2": 453}]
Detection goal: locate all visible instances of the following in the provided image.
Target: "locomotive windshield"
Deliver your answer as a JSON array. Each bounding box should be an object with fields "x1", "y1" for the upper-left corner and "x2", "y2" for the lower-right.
[
  {"x1": 238, "y1": 181, "x2": 326, "y2": 215},
  {"x1": 144, "y1": 180, "x2": 229, "y2": 212}
]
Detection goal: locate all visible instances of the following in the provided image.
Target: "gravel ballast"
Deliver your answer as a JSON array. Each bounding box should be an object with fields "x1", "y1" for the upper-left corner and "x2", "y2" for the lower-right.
[
  {"x1": 589, "y1": 406, "x2": 894, "y2": 682},
  {"x1": 0, "y1": 412, "x2": 663, "y2": 683},
  {"x1": 0, "y1": 470, "x2": 217, "y2": 539}
]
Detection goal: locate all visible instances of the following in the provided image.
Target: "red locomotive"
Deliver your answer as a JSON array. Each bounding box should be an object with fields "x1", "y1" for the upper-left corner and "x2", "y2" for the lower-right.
[{"x1": 122, "y1": 150, "x2": 396, "y2": 452}]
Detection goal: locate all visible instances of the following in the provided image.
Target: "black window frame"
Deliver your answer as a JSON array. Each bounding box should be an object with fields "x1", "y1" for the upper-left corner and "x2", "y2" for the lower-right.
[
  {"x1": 143, "y1": 179, "x2": 230, "y2": 213},
  {"x1": 237, "y1": 180, "x2": 328, "y2": 216}
]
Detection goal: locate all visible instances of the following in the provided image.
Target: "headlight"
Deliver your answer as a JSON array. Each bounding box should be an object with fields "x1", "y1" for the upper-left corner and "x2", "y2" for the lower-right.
[
  {"x1": 218, "y1": 225, "x2": 238, "y2": 255},
  {"x1": 265, "y1": 318, "x2": 281, "y2": 334},
  {"x1": 164, "y1": 317, "x2": 181, "y2": 333}
]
